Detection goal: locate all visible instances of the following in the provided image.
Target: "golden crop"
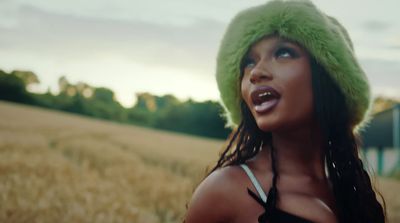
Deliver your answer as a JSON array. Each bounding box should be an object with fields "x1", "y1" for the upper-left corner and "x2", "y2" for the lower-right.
[{"x1": 0, "y1": 101, "x2": 398, "y2": 223}]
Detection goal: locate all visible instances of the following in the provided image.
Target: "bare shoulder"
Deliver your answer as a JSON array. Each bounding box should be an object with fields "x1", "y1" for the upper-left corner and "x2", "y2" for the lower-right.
[{"x1": 183, "y1": 165, "x2": 245, "y2": 223}]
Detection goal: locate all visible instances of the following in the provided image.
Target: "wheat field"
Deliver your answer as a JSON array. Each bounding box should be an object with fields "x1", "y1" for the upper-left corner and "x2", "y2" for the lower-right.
[{"x1": 0, "y1": 101, "x2": 399, "y2": 223}]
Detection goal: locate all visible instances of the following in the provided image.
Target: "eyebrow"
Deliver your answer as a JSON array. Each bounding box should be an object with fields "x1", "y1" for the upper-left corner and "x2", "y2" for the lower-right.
[
  {"x1": 275, "y1": 39, "x2": 302, "y2": 49},
  {"x1": 244, "y1": 37, "x2": 305, "y2": 61}
]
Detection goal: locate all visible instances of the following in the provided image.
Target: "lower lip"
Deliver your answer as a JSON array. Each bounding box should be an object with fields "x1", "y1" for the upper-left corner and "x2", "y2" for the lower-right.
[{"x1": 254, "y1": 98, "x2": 279, "y2": 114}]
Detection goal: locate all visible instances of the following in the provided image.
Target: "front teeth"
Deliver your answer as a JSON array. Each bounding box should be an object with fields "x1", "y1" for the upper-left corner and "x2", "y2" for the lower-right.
[{"x1": 259, "y1": 92, "x2": 272, "y2": 97}]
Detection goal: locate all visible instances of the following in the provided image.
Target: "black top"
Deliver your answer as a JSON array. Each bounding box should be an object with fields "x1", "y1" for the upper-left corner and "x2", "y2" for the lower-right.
[{"x1": 247, "y1": 188, "x2": 314, "y2": 223}]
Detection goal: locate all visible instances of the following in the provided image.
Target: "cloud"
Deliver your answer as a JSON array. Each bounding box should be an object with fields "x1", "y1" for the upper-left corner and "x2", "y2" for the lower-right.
[
  {"x1": 4, "y1": 0, "x2": 267, "y2": 26},
  {"x1": 360, "y1": 58, "x2": 400, "y2": 97},
  {"x1": 0, "y1": 4, "x2": 226, "y2": 77},
  {"x1": 362, "y1": 20, "x2": 391, "y2": 31},
  {"x1": 385, "y1": 35, "x2": 400, "y2": 49},
  {"x1": 0, "y1": 4, "x2": 227, "y2": 106}
]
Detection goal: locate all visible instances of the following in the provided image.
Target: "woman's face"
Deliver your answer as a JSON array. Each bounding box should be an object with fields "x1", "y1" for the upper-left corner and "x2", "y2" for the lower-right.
[{"x1": 241, "y1": 36, "x2": 314, "y2": 132}]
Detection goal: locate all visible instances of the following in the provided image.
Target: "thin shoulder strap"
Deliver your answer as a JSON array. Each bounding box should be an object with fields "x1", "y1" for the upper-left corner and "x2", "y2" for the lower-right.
[{"x1": 240, "y1": 164, "x2": 267, "y2": 203}]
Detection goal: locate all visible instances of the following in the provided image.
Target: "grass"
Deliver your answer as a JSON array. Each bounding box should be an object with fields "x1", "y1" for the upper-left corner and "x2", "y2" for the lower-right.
[{"x1": 0, "y1": 101, "x2": 399, "y2": 223}]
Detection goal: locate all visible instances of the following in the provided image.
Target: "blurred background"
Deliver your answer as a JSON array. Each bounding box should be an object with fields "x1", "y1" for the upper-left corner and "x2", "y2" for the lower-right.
[{"x1": 0, "y1": 0, "x2": 399, "y2": 222}]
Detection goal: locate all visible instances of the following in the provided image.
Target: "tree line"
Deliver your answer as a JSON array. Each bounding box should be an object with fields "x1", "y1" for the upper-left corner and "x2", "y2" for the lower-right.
[
  {"x1": 1, "y1": 69, "x2": 398, "y2": 139},
  {"x1": 0, "y1": 69, "x2": 231, "y2": 139}
]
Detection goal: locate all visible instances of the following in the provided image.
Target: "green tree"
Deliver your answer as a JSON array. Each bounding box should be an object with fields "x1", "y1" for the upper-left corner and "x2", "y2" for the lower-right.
[
  {"x1": 372, "y1": 96, "x2": 400, "y2": 114},
  {"x1": 93, "y1": 87, "x2": 115, "y2": 103},
  {"x1": 0, "y1": 70, "x2": 33, "y2": 103},
  {"x1": 10, "y1": 70, "x2": 40, "y2": 88}
]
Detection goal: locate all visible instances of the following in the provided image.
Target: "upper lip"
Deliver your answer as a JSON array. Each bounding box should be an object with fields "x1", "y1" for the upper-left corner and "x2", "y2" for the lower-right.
[{"x1": 250, "y1": 86, "x2": 281, "y2": 105}]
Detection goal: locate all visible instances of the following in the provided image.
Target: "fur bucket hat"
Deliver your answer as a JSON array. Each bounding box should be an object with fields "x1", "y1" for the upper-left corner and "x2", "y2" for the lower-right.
[{"x1": 216, "y1": 0, "x2": 371, "y2": 131}]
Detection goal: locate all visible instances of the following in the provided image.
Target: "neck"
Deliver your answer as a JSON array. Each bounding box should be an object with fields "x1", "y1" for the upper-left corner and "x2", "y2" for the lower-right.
[{"x1": 263, "y1": 122, "x2": 327, "y2": 181}]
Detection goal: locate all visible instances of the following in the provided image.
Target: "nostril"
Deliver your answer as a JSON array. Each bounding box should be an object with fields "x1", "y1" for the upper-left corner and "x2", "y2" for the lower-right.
[
  {"x1": 249, "y1": 73, "x2": 258, "y2": 84},
  {"x1": 250, "y1": 77, "x2": 258, "y2": 84},
  {"x1": 250, "y1": 69, "x2": 261, "y2": 83}
]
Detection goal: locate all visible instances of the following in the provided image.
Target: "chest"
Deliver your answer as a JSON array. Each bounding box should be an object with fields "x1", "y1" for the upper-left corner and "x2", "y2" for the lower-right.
[{"x1": 228, "y1": 177, "x2": 336, "y2": 223}]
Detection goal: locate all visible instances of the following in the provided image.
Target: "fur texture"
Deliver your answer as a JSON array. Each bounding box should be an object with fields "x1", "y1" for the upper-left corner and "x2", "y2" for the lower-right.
[{"x1": 216, "y1": 0, "x2": 371, "y2": 132}]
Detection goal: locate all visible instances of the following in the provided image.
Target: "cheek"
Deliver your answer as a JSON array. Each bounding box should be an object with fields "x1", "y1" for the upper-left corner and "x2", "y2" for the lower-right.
[
  {"x1": 240, "y1": 76, "x2": 258, "y2": 119},
  {"x1": 281, "y1": 65, "x2": 314, "y2": 117},
  {"x1": 281, "y1": 61, "x2": 312, "y2": 94},
  {"x1": 240, "y1": 77, "x2": 250, "y2": 104}
]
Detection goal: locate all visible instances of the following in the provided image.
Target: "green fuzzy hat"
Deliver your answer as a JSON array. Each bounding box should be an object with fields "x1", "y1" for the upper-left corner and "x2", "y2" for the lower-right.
[{"x1": 216, "y1": 0, "x2": 371, "y2": 132}]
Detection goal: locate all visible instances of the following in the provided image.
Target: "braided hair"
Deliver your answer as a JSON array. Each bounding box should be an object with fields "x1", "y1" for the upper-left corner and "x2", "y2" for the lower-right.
[{"x1": 208, "y1": 57, "x2": 386, "y2": 223}]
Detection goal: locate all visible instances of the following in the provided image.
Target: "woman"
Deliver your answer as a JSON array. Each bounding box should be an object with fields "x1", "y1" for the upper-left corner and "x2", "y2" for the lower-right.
[{"x1": 184, "y1": 1, "x2": 385, "y2": 223}]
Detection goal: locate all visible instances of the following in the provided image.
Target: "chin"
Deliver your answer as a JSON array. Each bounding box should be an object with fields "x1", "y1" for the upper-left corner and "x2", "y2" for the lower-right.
[
  {"x1": 250, "y1": 102, "x2": 286, "y2": 133},
  {"x1": 255, "y1": 114, "x2": 314, "y2": 133},
  {"x1": 254, "y1": 118, "x2": 282, "y2": 132},
  {"x1": 253, "y1": 110, "x2": 302, "y2": 133}
]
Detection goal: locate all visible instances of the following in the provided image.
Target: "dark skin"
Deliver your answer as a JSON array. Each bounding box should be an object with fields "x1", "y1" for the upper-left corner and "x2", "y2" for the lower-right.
[{"x1": 184, "y1": 37, "x2": 338, "y2": 223}]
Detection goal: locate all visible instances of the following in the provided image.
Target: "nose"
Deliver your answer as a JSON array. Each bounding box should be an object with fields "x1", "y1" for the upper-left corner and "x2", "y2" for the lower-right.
[{"x1": 249, "y1": 62, "x2": 272, "y2": 84}]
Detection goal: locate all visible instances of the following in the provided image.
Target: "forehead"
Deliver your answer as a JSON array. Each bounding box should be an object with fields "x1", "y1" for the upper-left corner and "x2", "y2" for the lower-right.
[{"x1": 247, "y1": 35, "x2": 306, "y2": 54}]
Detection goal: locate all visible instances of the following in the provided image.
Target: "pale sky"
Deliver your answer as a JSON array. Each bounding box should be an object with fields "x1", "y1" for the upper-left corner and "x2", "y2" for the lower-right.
[{"x1": 0, "y1": 0, "x2": 399, "y2": 107}]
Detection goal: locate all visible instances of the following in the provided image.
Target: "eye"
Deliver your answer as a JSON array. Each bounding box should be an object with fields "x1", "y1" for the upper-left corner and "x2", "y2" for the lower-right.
[
  {"x1": 242, "y1": 57, "x2": 256, "y2": 69},
  {"x1": 274, "y1": 47, "x2": 298, "y2": 59}
]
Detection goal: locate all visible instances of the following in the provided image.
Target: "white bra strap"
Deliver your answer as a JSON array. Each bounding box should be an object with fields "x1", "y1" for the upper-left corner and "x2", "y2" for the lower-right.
[{"x1": 240, "y1": 164, "x2": 267, "y2": 202}]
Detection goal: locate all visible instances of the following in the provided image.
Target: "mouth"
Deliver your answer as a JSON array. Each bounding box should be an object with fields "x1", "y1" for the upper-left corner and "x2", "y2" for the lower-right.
[{"x1": 250, "y1": 86, "x2": 281, "y2": 114}]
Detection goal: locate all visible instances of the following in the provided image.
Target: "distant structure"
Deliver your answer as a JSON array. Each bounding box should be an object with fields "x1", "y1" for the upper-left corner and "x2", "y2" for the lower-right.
[{"x1": 361, "y1": 104, "x2": 400, "y2": 176}]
